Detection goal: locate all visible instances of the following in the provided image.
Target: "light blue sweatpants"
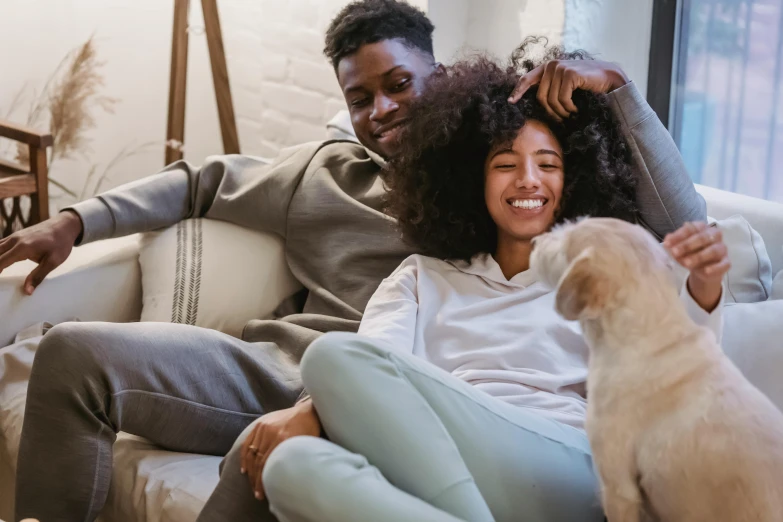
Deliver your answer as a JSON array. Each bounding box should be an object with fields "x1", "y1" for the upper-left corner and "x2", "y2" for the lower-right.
[{"x1": 263, "y1": 332, "x2": 604, "y2": 522}]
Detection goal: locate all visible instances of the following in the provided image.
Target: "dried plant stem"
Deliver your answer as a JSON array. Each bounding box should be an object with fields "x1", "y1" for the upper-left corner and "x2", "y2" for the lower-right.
[
  {"x1": 88, "y1": 141, "x2": 159, "y2": 198},
  {"x1": 49, "y1": 177, "x2": 78, "y2": 198}
]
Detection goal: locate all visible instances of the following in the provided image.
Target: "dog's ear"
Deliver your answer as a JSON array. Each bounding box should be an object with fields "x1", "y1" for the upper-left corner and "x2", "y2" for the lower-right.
[{"x1": 555, "y1": 248, "x2": 605, "y2": 321}]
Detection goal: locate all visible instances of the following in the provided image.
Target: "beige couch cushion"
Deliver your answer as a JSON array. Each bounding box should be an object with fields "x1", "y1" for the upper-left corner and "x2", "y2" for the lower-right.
[
  {"x1": 0, "y1": 235, "x2": 143, "y2": 347},
  {"x1": 102, "y1": 435, "x2": 219, "y2": 522},
  {"x1": 722, "y1": 299, "x2": 783, "y2": 409},
  {"x1": 138, "y1": 219, "x2": 301, "y2": 339},
  {"x1": 711, "y1": 215, "x2": 773, "y2": 303}
]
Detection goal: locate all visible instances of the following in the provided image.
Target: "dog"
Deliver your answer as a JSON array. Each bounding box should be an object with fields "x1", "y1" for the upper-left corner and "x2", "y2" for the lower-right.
[{"x1": 530, "y1": 217, "x2": 783, "y2": 522}]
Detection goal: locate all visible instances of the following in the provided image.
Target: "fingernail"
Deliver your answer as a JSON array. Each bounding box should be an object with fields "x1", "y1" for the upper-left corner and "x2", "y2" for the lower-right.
[
  {"x1": 671, "y1": 247, "x2": 681, "y2": 256},
  {"x1": 684, "y1": 259, "x2": 693, "y2": 267},
  {"x1": 240, "y1": 468, "x2": 245, "y2": 474},
  {"x1": 255, "y1": 491, "x2": 261, "y2": 499},
  {"x1": 24, "y1": 285, "x2": 33, "y2": 295}
]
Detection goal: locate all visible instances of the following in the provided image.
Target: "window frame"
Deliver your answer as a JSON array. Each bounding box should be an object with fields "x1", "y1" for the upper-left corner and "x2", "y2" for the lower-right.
[{"x1": 646, "y1": 0, "x2": 682, "y2": 133}]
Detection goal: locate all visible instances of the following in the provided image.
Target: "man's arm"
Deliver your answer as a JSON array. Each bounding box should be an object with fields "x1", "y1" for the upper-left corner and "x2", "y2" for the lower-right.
[
  {"x1": 606, "y1": 82, "x2": 707, "y2": 238},
  {"x1": 70, "y1": 142, "x2": 325, "y2": 245},
  {"x1": 509, "y1": 60, "x2": 707, "y2": 238},
  {"x1": 0, "y1": 141, "x2": 327, "y2": 293}
]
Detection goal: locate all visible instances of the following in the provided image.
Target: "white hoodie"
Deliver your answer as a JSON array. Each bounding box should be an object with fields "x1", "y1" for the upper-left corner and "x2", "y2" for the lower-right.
[{"x1": 358, "y1": 253, "x2": 723, "y2": 430}]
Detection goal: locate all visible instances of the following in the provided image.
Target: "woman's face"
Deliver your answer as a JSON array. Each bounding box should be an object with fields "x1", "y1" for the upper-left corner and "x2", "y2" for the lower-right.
[{"x1": 484, "y1": 120, "x2": 565, "y2": 243}]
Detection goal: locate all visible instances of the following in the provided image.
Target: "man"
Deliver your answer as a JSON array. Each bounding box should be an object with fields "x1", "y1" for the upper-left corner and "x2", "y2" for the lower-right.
[{"x1": 1, "y1": 1, "x2": 704, "y2": 520}]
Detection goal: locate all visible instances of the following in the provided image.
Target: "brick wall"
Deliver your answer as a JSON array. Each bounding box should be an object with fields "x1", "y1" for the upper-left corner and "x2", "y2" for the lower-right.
[{"x1": 221, "y1": 0, "x2": 355, "y2": 158}]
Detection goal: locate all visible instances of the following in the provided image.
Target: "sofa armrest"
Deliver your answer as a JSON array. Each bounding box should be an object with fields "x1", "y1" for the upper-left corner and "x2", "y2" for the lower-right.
[
  {"x1": 0, "y1": 234, "x2": 142, "y2": 346},
  {"x1": 696, "y1": 184, "x2": 783, "y2": 274}
]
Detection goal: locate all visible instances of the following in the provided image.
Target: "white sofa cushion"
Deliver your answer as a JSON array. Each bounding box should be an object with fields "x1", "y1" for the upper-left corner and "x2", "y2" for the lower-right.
[
  {"x1": 103, "y1": 435, "x2": 220, "y2": 522},
  {"x1": 139, "y1": 219, "x2": 302, "y2": 339},
  {"x1": 711, "y1": 215, "x2": 773, "y2": 303},
  {"x1": 0, "y1": 235, "x2": 143, "y2": 347},
  {"x1": 722, "y1": 299, "x2": 783, "y2": 410},
  {"x1": 698, "y1": 184, "x2": 783, "y2": 274},
  {"x1": 773, "y1": 247, "x2": 783, "y2": 300}
]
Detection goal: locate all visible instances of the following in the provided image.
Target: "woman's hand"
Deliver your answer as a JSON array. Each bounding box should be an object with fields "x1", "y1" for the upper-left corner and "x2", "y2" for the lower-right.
[
  {"x1": 663, "y1": 221, "x2": 730, "y2": 313},
  {"x1": 241, "y1": 398, "x2": 322, "y2": 500}
]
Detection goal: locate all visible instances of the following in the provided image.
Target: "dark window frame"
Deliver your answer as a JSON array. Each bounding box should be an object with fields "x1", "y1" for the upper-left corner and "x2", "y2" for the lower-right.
[{"x1": 646, "y1": 0, "x2": 681, "y2": 131}]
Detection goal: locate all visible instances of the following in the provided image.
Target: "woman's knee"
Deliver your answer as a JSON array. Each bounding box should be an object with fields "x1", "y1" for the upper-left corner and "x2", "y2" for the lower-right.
[
  {"x1": 301, "y1": 332, "x2": 391, "y2": 394},
  {"x1": 262, "y1": 436, "x2": 336, "y2": 502}
]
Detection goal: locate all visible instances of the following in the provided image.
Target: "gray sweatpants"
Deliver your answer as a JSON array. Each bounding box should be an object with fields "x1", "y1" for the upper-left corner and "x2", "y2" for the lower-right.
[{"x1": 14, "y1": 321, "x2": 299, "y2": 522}]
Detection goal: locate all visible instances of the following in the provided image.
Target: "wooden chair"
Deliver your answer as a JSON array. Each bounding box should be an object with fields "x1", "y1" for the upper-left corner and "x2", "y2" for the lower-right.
[{"x1": 0, "y1": 120, "x2": 53, "y2": 238}]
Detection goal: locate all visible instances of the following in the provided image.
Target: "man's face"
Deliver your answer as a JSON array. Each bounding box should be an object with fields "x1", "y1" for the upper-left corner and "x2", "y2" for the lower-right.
[{"x1": 336, "y1": 39, "x2": 436, "y2": 159}]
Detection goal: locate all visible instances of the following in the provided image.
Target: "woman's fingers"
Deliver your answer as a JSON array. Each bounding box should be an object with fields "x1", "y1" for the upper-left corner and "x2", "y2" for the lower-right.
[
  {"x1": 681, "y1": 242, "x2": 727, "y2": 270},
  {"x1": 245, "y1": 424, "x2": 267, "y2": 482},
  {"x1": 252, "y1": 429, "x2": 276, "y2": 500},
  {"x1": 664, "y1": 221, "x2": 708, "y2": 256},
  {"x1": 664, "y1": 221, "x2": 703, "y2": 247},
  {"x1": 703, "y1": 257, "x2": 731, "y2": 276},
  {"x1": 240, "y1": 423, "x2": 258, "y2": 474},
  {"x1": 676, "y1": 227, "x2": 721, "y2": 261}
]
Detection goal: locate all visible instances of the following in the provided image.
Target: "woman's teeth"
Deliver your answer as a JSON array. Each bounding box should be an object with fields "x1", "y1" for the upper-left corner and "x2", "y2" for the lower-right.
[{"x1": 511, "y1": 199, "x2": 545, "y2": 209}]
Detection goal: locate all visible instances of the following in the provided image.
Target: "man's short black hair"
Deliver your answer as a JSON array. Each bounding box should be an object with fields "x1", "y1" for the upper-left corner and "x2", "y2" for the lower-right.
[{"x1": 324, "y1": 0, "x2": 435, "y2": 69}]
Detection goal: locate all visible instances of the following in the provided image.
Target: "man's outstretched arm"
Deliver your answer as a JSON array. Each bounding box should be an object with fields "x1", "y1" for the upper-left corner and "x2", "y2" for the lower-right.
[{"x1": 0, "y1": 142, "x2": 325, "y2": 293}]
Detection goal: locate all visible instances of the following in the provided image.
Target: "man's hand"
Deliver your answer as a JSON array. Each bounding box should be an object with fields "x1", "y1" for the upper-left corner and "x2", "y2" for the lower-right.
[
  {"x1": 0, "y1": 210, "x2": 83, "y2": 294},
  {"x1": 241, "y1": 399, "x2": 321, "y2": 501},
  {"x1": 508, "y1": 60, "x2": 630, "y2": 121},
  {"x1": 664, "y1": 221, "x2": 730, "y2": 313}
]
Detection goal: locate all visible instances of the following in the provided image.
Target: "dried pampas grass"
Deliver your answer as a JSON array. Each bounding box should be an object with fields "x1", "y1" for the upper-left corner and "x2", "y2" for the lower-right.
[{"x1": 15, "y1": 36, "x2": 118, "y2": 194}]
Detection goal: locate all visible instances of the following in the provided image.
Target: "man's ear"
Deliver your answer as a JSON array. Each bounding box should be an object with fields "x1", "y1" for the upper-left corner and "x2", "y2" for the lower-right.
[{"x1": 555, "y1": 248, "x2": 605, "y2": 321}]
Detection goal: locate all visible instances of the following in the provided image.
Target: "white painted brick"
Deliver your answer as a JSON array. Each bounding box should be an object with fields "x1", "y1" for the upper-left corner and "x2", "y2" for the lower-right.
[
  {"x1": 288, "y1": 28, "x2": 326, "y2": 58},
  {"x1": 291, "y1": 0, "x2": 322, "y2": 29},
  {"x1": 259, "y1": 82, "x2": 326, "y2": 119},
  {"x1": 258, "y1": 0, "x2": 294, "y2": 24},
  {"x1": 237, "y1": 118, "x2": 281, "y2": 158},
  {"x1": 230, "y1": 54, "x2": 289, "y2": 94},
  {"x1": 258, "y1": 51, "x2": 289, "y2": 82},
  {"x1": 324, "y1": 98, "x2": 348, "y2": 121},
  {"x1": 289, "y1": 119, "x2": 328, "y2": 143},
  {"x1": 232, "y1": 85, "x2": 264, "y2": 118},
  {"x1": 290, "y1": 58, "x2": 341, "y2": 96},
  {"x1": 259, "y1": 110, "x2": 293, "y2": 144}
]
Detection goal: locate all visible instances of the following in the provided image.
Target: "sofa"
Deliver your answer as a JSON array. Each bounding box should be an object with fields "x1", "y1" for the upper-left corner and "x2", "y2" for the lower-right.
[{"x1": 1, "y1": 183, "x2": 782, "y2": 521}]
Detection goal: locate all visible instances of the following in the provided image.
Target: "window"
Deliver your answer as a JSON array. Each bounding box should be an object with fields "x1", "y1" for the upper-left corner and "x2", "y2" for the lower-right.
[{"x1": 651, "y1": 0, "x2": 783, "y2": 203}]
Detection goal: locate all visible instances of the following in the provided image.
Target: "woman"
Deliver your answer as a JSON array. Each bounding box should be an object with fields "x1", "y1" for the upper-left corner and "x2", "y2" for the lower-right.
[{"x1": 259, "y1": 50, "x2": 727, "y2": 522}]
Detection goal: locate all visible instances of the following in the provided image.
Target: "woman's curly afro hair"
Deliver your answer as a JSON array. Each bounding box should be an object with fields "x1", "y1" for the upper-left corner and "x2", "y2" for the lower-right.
[{"x1": 384, "y1": 39, "x2": 639, "y2": 262}]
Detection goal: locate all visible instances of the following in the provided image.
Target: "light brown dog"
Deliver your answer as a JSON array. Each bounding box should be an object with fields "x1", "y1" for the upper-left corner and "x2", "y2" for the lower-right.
[{"x1": 531, "y1": 217, "x2": 783, "y2": 522}]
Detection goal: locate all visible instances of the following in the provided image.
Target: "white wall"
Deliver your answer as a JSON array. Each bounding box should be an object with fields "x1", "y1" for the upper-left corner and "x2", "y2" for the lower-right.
[
  {"x1": 429, "y1": 0, "x2": 653, "y2": 95},
  {"x1": 430, "y1": 0, "x2": 565, "y2": 62},
  {"x1": 563, "y1": 0, "x2": 654, "y2": 97}
]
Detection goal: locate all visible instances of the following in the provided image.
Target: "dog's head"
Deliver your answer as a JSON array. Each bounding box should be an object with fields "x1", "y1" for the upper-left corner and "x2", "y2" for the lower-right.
[{"x1": 531, "y1": 218, "x2": 675, "y2": 321}]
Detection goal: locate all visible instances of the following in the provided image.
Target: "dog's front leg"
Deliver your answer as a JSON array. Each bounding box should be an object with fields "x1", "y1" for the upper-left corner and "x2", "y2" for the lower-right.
[
  {"x1": 602, "y1": 487, "x2": 642, "y2": 522},
  {"x1": 592, "y1": 437, "x2": 643, "y2": 522}
]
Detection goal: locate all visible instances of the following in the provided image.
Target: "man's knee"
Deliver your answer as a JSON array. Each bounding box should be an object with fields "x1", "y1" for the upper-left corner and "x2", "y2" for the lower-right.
[
  {"x1": 301, "y1": 332, "x2": 389, "y2": 393},
  {"x1": 262, "y1": 436, "x2": 334, "y2": 500},
  {"x1": 33, "y1": 322, "x2": 97, "y2": 381}
]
